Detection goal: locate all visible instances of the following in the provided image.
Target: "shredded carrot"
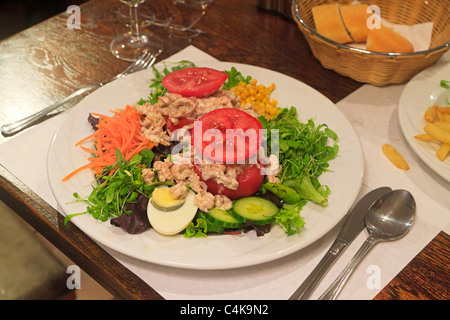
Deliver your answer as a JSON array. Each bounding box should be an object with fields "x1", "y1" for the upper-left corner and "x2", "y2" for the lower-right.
[
  {"x1": 61, "y1": 162, "x2": 94, "y2": 182},
  {"x1": 75, "y1": 130, "x2": 98, "y2": 146},
  {"x1": 62, "y1": 105, "x2": 155, "y2": 181}
]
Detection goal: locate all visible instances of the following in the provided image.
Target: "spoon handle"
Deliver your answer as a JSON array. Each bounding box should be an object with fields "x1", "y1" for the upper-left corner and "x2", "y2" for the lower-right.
[
  {"x1": 318, "y1": 235, "x2": 378, "y2": 300},
  {"x1": 290, "y1": 238, "x2": 348, "y2": 300}
]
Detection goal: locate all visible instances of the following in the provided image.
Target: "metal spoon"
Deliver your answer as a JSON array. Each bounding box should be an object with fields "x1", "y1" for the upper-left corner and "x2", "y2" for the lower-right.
[{"x1": 318, "y1": 189, "x2": 416, "y2": 300}]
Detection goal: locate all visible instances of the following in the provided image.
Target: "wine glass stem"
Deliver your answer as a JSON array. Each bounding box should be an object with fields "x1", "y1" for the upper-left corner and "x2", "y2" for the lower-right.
[{"x1": 129, "y1": 4, "x2": 141, "y2": 39}]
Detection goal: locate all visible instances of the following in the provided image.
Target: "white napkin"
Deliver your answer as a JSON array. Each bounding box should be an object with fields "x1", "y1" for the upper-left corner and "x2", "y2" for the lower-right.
[
  {"x1": 0, "y1": 45, "x2": 445, "y2": 300},
  {"x1": 340, "y1": 50, "x2": 450, "y2": 232},
  {"x1": 349, "y1": 0, "x2": 434, "y2": 52},
  {"x1": 337, "y1": 81, "x2": 450, "y2": 235}
]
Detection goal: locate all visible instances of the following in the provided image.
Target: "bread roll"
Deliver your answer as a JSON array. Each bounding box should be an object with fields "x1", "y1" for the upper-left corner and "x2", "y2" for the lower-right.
[
  {"x1": 312, "y1": 3, "x2": 353, "y2": 44},
  {"x1": 366, "y1": 27, "x2": 414, "y2": 53},
  {"x1": 339, "y1": 4, "x2": 371, "y2": 43}
]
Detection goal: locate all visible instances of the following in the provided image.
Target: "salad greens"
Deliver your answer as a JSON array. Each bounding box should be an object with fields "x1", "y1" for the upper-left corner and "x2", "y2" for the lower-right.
[
  {"x1": 283, "y1": 175, "x2": 329, "y2": 206},
  {"x1": 184, "y1": 216, "x2": 209, "y2": 238},
  {"x1": 222, "y1": 66, "x2": 252, "y2": 90},
  {"x1": 256, "y1": 106, "x2": 338, "y2": 235},
  {"x1": 275, "y1": 203, "x2": 307, "y2": 236},
  {"x1": 259, "y1": 107, "x2": 338, "y2": 182},
  {"x1": 65, "y1": 149, "x2": 157, "y2": 225},
  {"x1": 441, "y1": 80, "x2": 450, "y2": 105}
]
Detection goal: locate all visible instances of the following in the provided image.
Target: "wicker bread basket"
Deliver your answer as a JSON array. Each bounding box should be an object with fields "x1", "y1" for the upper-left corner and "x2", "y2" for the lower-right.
[{"x1": 292, "y1": 0, "x2": 450, "y2": 86}]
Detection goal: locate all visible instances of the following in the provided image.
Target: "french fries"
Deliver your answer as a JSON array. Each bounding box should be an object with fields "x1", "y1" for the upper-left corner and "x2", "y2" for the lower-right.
[
  {"x1": 424, "y1": 106, "x2": 436, "y2": 122},
  {"x1": 433, "y1": 121, "x2": 450, "y2": 132},
  {"x1": 414, "y1": 104, "x2": 450, "y2": 162},
  {"x1": 414, "y1": 133, "x2": 435, "y2": 141},
  {"x1": 382, "y1": 144, "x2": 410, "y2": 170},
  {"x1": 436, "y1": 144, "x2": 450, "y2": 162},
  {"x1": 423, "y1": 122, "x2": 450, "y2": 145}
]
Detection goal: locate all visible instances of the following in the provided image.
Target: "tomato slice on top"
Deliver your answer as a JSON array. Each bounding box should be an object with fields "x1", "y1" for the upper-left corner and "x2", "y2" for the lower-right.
[
  {"x1": 161, "y1": 67, "x2": 228, "y2": 98},
  {"x1": 193, "y1": 108, "x2": 263, "y2": 163}
]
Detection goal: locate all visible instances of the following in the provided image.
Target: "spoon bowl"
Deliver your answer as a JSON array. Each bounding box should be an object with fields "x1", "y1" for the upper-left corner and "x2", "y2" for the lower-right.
[
  {"x1": 366, "y1": 189, "x2": 416, "y2": 240},
  {"x1": 318, "y1": 189, "x2": 416, "y2": 300}
]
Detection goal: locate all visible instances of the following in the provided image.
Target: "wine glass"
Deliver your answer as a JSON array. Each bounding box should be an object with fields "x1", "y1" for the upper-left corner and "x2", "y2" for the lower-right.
[
  {"x1": 111, "y1": 0, "x2": 164, "y2": 61},
  {"x1": 168, "y1": 0, "x2": 213, "y2": 38}
]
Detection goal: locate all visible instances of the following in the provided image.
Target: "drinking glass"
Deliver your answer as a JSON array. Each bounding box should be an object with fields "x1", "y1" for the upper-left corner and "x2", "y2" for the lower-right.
[
  {"x1": 111, "y1": 0, "x2": 164, "y2": 61},
  {"x1": 168, "y1": 0, "x2": 213, "y2": 38}
]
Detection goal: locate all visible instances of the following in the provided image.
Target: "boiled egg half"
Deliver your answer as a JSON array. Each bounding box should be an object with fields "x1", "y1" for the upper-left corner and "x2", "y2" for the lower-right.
[{"x1": 147, "y1": 186, "x2": 198, "y2": 236}]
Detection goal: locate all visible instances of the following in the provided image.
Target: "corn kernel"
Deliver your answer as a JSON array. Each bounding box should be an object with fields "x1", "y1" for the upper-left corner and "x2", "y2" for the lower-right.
[{"x1": 230, "y1": 78, "x2": 280, "y2": 120}]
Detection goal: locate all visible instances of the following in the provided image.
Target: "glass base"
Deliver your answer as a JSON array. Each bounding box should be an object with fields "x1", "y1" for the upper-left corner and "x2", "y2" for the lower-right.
[
  {"x1": 110, "y1": 31, "x2": 164, "y2": 62},
  {"x1": 168, "y1": 26, "x2": 203, "y2": 39}
]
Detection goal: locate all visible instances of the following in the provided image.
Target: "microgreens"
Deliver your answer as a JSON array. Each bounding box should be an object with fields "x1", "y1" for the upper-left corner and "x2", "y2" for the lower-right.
[
  {"x1": 64, "y1": 149, "x2": 156, "y2": 225},
  {"x1": 222, "y1": 66, "x2": 252, "y2": 90}
]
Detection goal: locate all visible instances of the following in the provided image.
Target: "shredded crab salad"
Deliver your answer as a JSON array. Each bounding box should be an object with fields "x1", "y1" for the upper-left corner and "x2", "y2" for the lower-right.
[{"x1": 63, "y1": 61, "x2": 339, "y2": 238}]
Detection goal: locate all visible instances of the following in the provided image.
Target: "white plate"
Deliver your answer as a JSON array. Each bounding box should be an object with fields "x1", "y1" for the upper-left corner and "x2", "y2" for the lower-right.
[
  {"x1": 398, "y1": 58, "x2": 450, "y2": 182},
  {"x1": 47, "y1": 61, "x2": 364, "y2": 270}
]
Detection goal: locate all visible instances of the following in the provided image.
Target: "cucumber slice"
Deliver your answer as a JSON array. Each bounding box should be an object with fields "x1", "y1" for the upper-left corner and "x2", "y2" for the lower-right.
[
  {"x1": 231, "y1": 196, "x2": 279, "y2": 226},
  {"x1": 196, "y1": 212, "x2": 224, "y2": 234},
  {"x1": 204, "y1": 208, "x2": 243, "y2": 229}
]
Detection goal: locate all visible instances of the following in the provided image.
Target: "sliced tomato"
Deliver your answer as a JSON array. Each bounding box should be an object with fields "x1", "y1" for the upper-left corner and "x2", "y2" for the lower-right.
[
  {"x1": 161, "y1": 67, "x2": 228, "y2": 98},
  {"x1": 193, "y1": 164, "x2": 264, "y2": 200},
  {"x1": 192, "y1": 108, "x2": 263, "y2": 163}
]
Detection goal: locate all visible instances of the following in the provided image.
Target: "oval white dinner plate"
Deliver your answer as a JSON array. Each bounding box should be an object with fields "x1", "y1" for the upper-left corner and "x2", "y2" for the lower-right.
[
  {"x1": 47, "y1": 61, "x2": 364, "y2": 270},
  {"x1": 398, "y1": 57, "x2": 450, "y2": 182}
]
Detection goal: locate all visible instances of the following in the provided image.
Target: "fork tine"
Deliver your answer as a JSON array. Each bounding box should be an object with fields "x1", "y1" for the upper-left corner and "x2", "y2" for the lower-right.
[
  {"x1": 117, "y1": 51, "x2": 150, "y2": 77},
  {"x1": 142, "y1": 52, "x2": 158, "y2": 69},
  {"x1": 127, "y1": 51, "x2": 151, "y2": 74},
  {"x1": 130, "y1": 50, "x2": 160, "y2": 72},
  {"x1": 116, "y1": 49, "x2": 159, "y2": 79}
]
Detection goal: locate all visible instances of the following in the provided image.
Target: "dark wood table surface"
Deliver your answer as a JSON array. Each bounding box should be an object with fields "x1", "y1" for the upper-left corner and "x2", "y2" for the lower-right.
[{"x1": 0, "y1": 0, "x2": 448, "y2": 300}]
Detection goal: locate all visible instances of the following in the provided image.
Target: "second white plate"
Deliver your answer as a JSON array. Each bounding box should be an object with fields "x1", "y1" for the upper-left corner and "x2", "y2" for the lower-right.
[{"x1": 398, "y1": 56, "x2": 450, "y2": 182}]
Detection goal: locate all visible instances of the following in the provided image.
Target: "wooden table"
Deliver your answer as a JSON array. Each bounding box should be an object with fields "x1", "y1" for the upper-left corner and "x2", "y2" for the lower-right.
[{"x1": 0, "y1": 0, "x2": 448, "y2": 300}]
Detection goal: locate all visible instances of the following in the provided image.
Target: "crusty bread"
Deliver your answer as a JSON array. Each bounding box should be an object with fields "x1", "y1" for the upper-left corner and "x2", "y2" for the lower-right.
[
  {"x1": 366, "y1": 27, "x2": 414, "y2": 53},
  {"x1": 312, "y1": 3, "x2": 416, "y2": 53},
  {"x1": 339, "y1": 4, "x2": 371, "y2": 43},
  {"x1": 312, "y1": 3, "x2": 353, "y2": 44}
]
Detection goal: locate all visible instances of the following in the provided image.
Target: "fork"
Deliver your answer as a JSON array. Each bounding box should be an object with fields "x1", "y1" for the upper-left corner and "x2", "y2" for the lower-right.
[{"x1": 1, "y1": 50, "x2": 161, "y2": 135}]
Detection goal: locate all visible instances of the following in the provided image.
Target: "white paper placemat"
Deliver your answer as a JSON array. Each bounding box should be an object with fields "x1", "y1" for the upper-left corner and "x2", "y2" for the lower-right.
[{"x1": 0, "y1": 45, "x2": 446, "y2": 300}]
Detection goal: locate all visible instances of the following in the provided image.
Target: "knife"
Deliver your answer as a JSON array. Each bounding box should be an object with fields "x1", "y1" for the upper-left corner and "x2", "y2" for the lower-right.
[{"x1": 288, "y1": 186, "x2": 392, "y2": 300}]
